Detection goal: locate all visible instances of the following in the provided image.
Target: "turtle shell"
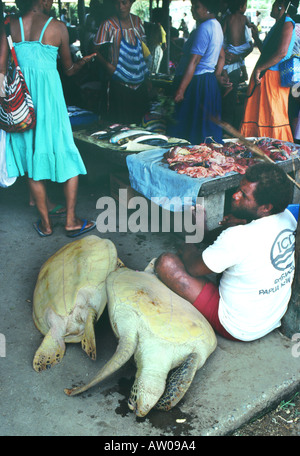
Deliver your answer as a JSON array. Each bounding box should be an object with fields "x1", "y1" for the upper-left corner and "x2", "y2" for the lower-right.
[
  {"x1": 33, "y1": 235, "x2": 117, "y2": 336},
  {"x1": 107, "y1": 268, "x2": 216, "y2": 345}
]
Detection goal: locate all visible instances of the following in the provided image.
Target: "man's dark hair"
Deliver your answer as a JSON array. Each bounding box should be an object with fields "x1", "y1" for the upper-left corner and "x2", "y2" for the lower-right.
[{"x1": 245, "y1": 163, "x2": 293, "y2": 214}]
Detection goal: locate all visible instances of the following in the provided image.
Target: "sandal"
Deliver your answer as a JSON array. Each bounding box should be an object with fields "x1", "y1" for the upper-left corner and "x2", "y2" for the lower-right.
[{"x1": 65, "y1": 219, "x2": 96, "y2": 238}]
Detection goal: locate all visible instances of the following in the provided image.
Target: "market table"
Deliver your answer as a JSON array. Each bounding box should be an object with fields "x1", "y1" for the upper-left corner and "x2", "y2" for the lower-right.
[
  {"x1": 73, "y1": 128, "x2": 135, "y2": 168},
  {"x1": 73, "y1": 129, "x2": 300, "y2": 230},
  {"x1": 126, "y1": 141, "x2": 300, "y2": 230}
]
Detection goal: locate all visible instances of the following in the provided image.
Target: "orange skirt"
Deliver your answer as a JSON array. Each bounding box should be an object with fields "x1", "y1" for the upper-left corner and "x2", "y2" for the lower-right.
[{"x1": 240, "y1": 70, "x2": 293, "y2": 142}]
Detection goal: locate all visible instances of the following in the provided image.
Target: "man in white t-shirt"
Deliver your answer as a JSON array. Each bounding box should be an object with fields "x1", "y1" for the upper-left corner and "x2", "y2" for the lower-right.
[{"x1": 155, "y1": 163, "x2": 298, "y2": 342}]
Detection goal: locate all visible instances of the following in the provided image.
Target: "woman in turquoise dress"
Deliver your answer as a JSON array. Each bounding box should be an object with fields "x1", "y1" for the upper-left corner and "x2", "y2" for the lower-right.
[{"x1": 0, "y1": 0, "x2": 96, "y2": 237}]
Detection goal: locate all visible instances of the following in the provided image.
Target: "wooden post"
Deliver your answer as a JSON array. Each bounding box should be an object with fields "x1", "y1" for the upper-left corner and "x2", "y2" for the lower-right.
[{"x1": 281, "y1": 216, "x2": 300, "y2": 338}]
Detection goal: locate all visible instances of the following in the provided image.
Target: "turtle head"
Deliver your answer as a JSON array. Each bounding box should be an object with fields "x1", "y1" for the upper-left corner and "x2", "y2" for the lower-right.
[{"x1": 128, "y1": 369, "x2": 166, "y2": 417}]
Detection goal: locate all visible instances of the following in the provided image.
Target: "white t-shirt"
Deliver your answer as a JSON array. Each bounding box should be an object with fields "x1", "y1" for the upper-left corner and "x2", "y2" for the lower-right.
[{"x1": 202, "y1": 209, "x2": 297, "y2": 341}]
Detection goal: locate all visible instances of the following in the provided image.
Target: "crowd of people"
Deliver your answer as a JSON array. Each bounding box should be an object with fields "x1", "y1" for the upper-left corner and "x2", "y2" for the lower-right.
[
  {"x1": 6, "y1": 0, "x2": 297, "y2": 147},
  {"x1": 0, "y1": 0, "x2": 299, "y2": 343},
  {"x1": 1, "y1": 0, "x2": 299, "y2": 212},
  {"x1": 168, "y1": 0, "x2": 300, "y2": 144},
  {"x1": 70, "y1": 0, "x2": 300, "y2": 144}
]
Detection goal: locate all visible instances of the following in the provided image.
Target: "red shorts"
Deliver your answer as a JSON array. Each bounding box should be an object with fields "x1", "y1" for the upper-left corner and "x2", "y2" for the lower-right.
[{"x1": 193, "y1": 282, "x2": 239, "y2": 341}]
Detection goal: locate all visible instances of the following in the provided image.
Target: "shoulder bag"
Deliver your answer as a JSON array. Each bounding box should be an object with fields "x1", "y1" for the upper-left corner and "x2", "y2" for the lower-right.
[
  {"x1": 0, "y1": 16, "x2": 36, "y2": 132},
  {"x1": 279, "y1": 22, "x2": 300, "y2": 87}
]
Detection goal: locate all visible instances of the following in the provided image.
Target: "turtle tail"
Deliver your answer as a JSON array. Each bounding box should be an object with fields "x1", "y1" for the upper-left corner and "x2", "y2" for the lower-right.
[{"x1": 64, "y1": 335, "x2": 137, "y2": 396}]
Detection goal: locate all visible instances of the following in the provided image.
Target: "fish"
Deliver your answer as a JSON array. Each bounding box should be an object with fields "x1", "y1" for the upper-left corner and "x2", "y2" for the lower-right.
[
  {"x1": 90, "y1": 125, "x2": 129, "y2": 140},
  {"x1": 110, "y1": 129, "x2": 152, "y2": 144},
  {"x1": 119, "y1": 134, "x2": 169, "y2": 148}
]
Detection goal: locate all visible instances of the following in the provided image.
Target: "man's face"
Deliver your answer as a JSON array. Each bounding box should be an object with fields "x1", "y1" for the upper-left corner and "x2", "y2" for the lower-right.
[{"x1": 231, "y1": 178, "x2": 260, "y2": 221}]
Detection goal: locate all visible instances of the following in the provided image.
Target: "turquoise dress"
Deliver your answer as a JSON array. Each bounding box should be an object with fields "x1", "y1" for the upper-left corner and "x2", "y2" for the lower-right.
[{"x1": 6, "y1": 17, "x2": 87, "y2": 182}]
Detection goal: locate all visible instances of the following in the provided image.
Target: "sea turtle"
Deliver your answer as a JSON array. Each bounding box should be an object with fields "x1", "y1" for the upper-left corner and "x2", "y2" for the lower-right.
[
  {"x1": 32, "y1": 235, "x2": 118, "y2": 372},
  {"x1": 65, "y1": 260, "x2": 217, "y2": 417}
]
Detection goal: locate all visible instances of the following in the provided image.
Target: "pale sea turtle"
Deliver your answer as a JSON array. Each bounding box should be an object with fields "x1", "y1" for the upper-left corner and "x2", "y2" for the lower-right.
[
  {"x1": 65, "y1": 260, "x2": 217, "y2": 417},
  {"x1": 32, "y1": 235, "x2": 118, "y2": 372}
]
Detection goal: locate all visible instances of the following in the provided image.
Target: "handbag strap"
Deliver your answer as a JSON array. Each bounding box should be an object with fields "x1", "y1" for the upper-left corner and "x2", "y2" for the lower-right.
[{"x1": 4, "y1": 16, "x2": 19, "y2": 68}]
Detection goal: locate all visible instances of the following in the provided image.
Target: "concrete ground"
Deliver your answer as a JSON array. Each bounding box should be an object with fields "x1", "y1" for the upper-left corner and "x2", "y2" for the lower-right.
[{"x1": 0, "y1": 174, "x2": 299, "y2": 438}]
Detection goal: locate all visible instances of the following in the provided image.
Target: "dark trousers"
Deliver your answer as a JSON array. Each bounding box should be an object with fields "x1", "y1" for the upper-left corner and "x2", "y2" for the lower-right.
[{"x1": 107, "y1": 80, "x2": 150, "y2": 125}]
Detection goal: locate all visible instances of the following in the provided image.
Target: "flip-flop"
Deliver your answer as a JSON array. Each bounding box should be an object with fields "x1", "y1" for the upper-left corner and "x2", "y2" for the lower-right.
[
  {"x1": 48, "y1": 204, "x2": 66, "y2": 217},
  {"x1": 33, "y1": 220, "x2": 53, "y2": 237},
  {"x1": 65, "y1": 219, "x2": 96, "y2": 238}
]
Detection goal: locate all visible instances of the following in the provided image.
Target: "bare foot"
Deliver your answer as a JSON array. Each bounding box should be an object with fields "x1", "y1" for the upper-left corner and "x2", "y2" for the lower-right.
[
  {"x1": 33, "y1": 220, "x2": 53, "y2": 237},
  {"x1": 65, "y1": 218, "x2": 96, "y2": 238},
  {"x1": 30, "y1": 200, "x2": 66, "y2": 215},
  {"x1": 65, "y1": 218, "x2": 95, "y2": 232},
  {"x1": 48, "y1": 203, "x2": 66, "y2": 216}
]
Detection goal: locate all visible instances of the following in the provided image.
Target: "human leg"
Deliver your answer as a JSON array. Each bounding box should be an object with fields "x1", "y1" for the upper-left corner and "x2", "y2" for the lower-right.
[
  {"x1": 28, "y1": 178, "x2": 52, "y2": 235},
  {"x1": 155, "y1": 252, "x2": 238, "y2": 340},
  {"x1": 155, "y1": 252, "x2": 208, "y2": 304},
  {"x1": 193, "y1": 283, "x2": 238, "y2": 340},
  {"x1": 63, "y1": 176, "x2": 95, "y2": 235},
  {"x1": 27, "y1": 178, "x2": 66, "y2": 215}
]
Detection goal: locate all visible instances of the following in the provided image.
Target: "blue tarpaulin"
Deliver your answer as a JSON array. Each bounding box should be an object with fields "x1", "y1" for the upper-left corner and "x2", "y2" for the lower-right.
[{"x1": 126, "y1": 148, "x2": 225, "y2": 211}]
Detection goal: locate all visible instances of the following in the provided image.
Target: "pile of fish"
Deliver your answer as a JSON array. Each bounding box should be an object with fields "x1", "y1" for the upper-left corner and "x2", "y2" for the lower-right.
[
  {"x1": 90, "y1": 124, "x2": 169, "y2": 148},
  {"x1": 164, "y1": 138, "x2": 295, "y2": 179}
]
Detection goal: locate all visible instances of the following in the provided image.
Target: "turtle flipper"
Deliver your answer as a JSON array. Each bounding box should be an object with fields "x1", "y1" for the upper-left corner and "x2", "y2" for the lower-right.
[
  {"x1": 65, "y1": 334, "x2": 137, "y2": 396},
  {"x1": 155, "y1": 353, "x2": 199, "y2": 411},
  {"x1": 144, "y1": 258, "x2": 157, "y2": 274},
  {"x1": 81, "y1": 308, "x2": 97, "y2": 360},
  {"x1": 33, "y1": 330, "x2": 66, "y2": 372}
]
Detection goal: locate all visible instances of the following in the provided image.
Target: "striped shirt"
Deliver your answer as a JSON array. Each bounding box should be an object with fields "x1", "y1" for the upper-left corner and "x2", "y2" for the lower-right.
[{"x1": 94, "y1": 14, "x2": 146, "y2": 67}]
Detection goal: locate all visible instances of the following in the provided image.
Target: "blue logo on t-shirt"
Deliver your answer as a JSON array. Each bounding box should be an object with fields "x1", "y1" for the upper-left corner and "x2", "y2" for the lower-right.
[{"x1": 270, "y1": 229, "x2": 295, "y2": 271}]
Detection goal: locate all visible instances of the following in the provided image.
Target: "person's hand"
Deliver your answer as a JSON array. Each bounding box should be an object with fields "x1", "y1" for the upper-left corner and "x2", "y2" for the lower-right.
[
  {"x1": 174, "y1": 88, "x2": 185, "y2": 103},
  {"x1": 219, "y1": 214, "x2": 247, "y2": 228},
  {"x1": 216, "y1": 73, "x2": 233, "y2": 89},
  {"x1": 254, "y1": 66, "x2": 263, "y2": 85},
  {"x1": 225, "y1": 51, "x2": 239, "y2": 65},
  {"x1": 107, "y1": 62, "x2": 117, "y2": 76},
  {"x1": 82, "y1": 53, "x2": 97, "y2": 64}
]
